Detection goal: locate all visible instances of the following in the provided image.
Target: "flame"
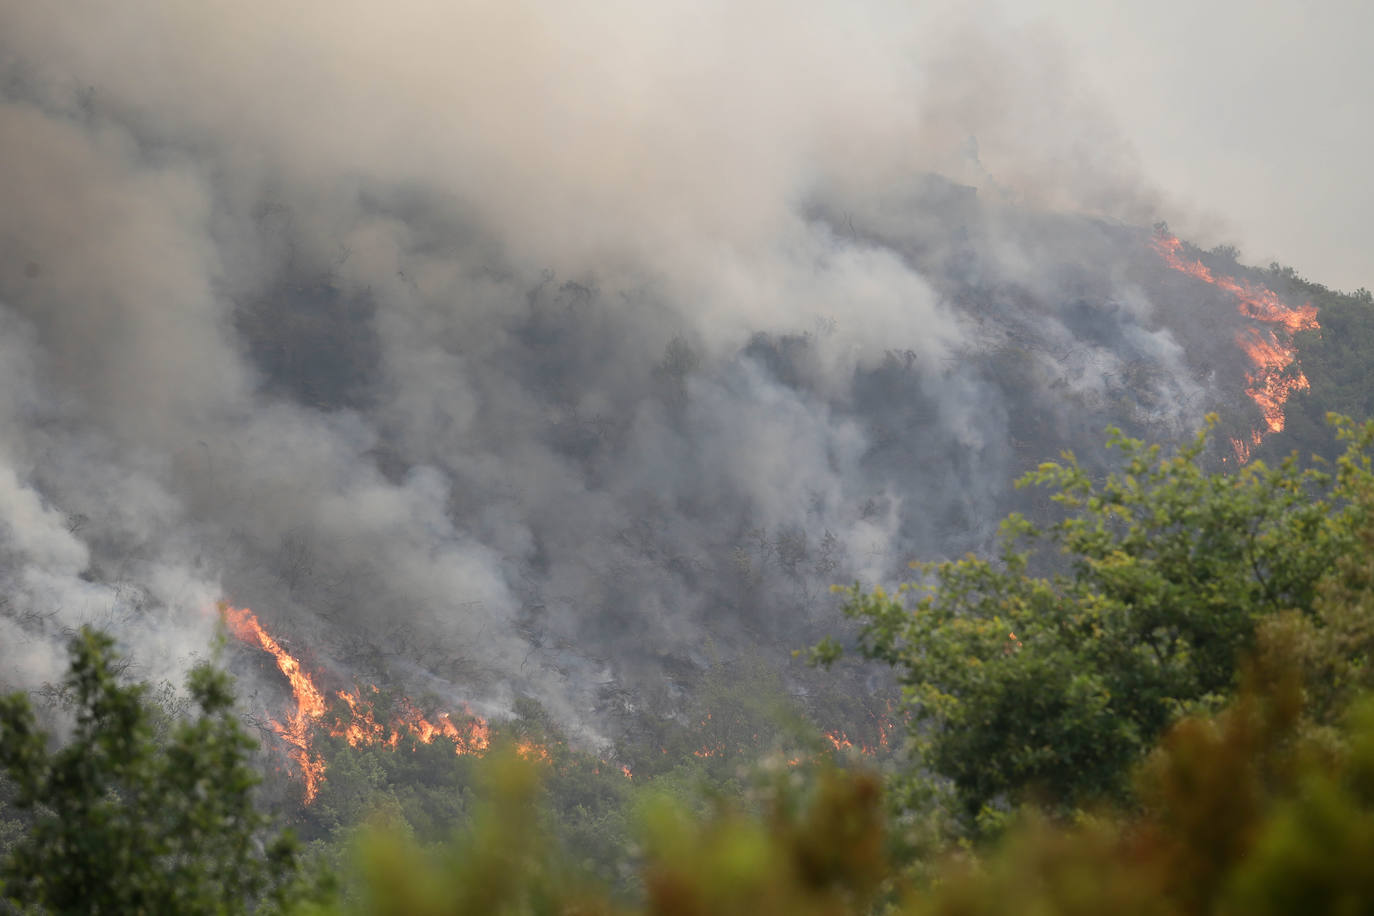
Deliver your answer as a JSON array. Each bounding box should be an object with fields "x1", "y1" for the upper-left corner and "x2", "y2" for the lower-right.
[
  {"x1": 1152, "y1": 233, "x2": 1318, "y2": 451},
  {"x1": 516, "y1": 739, "x2": 552, "y2": 763},
  {"x1": 825, "y1": 726, "x2": 892, "y2": 757},
  {"x1": 1229, "y1": 436, "x2": 1251, "y2": 464},
  {"x1": 220, "y1": 605, "x2": 327, "y2": 802},
  {"x1": 332, "y1": 686, "x2": 396, "y2": 749},
  {"x1": 397, "y1": 700, "x2": 491, "y2": 754},
  {"x1": 221, "y1": 603, "x2": 492, "y2": 804},
  {"x1": 327, "y1": 690, "x2": 490, "y2": 756}
]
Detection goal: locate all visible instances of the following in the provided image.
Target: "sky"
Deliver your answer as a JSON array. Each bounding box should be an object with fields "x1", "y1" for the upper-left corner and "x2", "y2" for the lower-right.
[{"x1": 1023, "y1": 0, "x2": 1372, "y2": 292}]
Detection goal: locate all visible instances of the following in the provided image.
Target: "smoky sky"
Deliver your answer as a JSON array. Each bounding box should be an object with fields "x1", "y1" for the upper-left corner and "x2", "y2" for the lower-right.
[
  {"x1": 0, "y1": 0, "x2": 1302, "y2": 742},
  {"x1": 1016, "y1": 0, "x2": 1374, "y2": 293}
]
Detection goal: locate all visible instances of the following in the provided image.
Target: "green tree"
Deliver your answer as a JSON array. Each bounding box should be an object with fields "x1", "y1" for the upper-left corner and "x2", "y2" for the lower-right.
[
  {"x1": 0, "y1": 627, "x2": 313, "y2": 914},
  {"x1": 1277, "y1": 272, "x2": 1374, "y2": 440},
  {"x1": 816, "y1": 416, "x2": 1372, "y2": 825},
  {"x1": 900, "y1": 621, "x2": 1374, "y2": 916}
]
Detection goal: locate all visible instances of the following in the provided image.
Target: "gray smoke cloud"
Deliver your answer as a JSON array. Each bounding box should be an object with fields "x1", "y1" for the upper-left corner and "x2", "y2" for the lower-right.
[{"x1": 0, "y1": 0, "x2": 1240, "y2": 743}]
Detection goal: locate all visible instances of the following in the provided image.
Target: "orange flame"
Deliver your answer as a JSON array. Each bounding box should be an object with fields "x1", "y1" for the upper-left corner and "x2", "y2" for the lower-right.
[
  {"x1": 221, "y1": 604, "x2": 492, "y2": 804},
  {"x1": 326, "y1": 690, "x2": 490, "y2": 756},
  {"x1": 396, "y1": 700, "x2": 491, "y2": 754},
  {"x1": 332, "y1": 686, "x2": 396, "y2": 749},
  {"x1": 1152, "y1": 233, "x2": 1318, "y2": 451},
  {"x1": 1229, "y1": 436, "x2": 1251, "y2": 464},
  {"x1": 220, "y1": 605, "x2": 327, "y2": 802},
  {"x1": 516, "y1": 739, "x2": 552, "y2": 764},
  {"x1": 825, "y1": 729, "x2": 887, "y2": 756}
]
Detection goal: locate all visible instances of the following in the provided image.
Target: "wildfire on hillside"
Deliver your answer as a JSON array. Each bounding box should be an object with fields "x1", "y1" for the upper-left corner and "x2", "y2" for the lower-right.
[
  {"x1": 221, "y1": 605, "x2": 328, "y2": 802},
  {"x1": 223, "y1": 602, "x2": 889, "y2": 800},
  {"x1": 1152, "y1": 233, "x2": 1319, "y2": 460},
  {"x1": 219, "y1": 603, "x2": 497, "y2": 802},
  {"x1": 824, "y1": 725, "x2": 890, "y2": 756}
]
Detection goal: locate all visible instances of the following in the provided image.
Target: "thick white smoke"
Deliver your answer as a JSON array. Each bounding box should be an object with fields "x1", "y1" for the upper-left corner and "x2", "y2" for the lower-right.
[{"x1": 0, "y1": 0, "x2": 1226, "y2": 740}]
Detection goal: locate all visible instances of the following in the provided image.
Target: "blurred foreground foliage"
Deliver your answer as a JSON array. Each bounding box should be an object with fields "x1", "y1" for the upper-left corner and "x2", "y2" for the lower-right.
[{"x1": 0, "y1": 629, "x2": 321, "y2": 914}]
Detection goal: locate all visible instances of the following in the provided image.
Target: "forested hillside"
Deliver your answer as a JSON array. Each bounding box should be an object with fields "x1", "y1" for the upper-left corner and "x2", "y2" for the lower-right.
[
  {"x1": 5, "y1": 99, "x2": 1373, "y2": 914},
  {"x1": 3, "y1": 2, "x2": 1373, "y2": 909}
]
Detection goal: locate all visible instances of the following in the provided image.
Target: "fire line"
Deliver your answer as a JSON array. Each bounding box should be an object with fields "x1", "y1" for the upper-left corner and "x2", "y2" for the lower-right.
[
  {"x1": 219, "y1": 603, "x2": 501, "y2": 803},
  {"x1": 1152, "y1": 232, "x2": 1318, "y2": 461}
]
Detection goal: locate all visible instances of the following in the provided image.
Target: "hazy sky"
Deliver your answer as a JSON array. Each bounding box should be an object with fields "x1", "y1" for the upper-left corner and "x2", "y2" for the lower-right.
[{"x1": 1018, "y1": 0, "x2": 1372, "y2": 292}]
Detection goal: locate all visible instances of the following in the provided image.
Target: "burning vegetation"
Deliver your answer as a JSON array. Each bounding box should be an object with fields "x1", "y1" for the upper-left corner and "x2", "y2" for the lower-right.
[
  {"x1": 221, "y1": 604, "x2": 499, "y2": 802},
  {"x1": 220, "y1": 602, "x2": 895, "y2": 802},
  {"x1": 220, "y1": 605, "x2": 329, "y2": 802},
  {"x1": 1152, "y1": 232, "x2": 1320, "y2": 460}
]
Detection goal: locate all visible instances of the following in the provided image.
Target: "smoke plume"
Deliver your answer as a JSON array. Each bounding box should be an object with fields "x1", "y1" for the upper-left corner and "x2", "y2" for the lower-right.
[{"x1": 0, "y1": 0, "x2": 1244, "y2": 742}]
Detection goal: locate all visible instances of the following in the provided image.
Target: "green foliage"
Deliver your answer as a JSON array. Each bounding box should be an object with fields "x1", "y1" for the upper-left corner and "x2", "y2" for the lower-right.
[
  {"x1": 294, "y1": 659, "x2": 871, "y2": 902},
  {"x1": 629, "y1": 660, "x2": 816, "y2": 783},
  {"x1": 820, "y1": 416, "x2": 1372, "y2": 824},
  {"x1": 311, "y1": 749, "x2": 616, "y2": 916},
  {"x1": 1220, "y1": 695, "x2": 1374, "y2": 914},
  {"x1": 302, "y1": 722, "x2": 480, "y2": 848},
  {"x1": 296, "y1": 693, "x2": 642, "y2": 895},
  {"x1": 0, "y1": 628, "x2": 314, "y2": 914},
  {"x1": 639, "y1": 767, "x2": 887, "y2": 916},
  {"x1": 1281, "y1": 272, "x2": 1374, "y2": 430},
  {"x1": 899, "y1": 622, "x2": 1374, "y2": 916},
  {"x1": 324, "y1": 629, "x2": 1374, "y2": 915},
  {"x1": 314, "y1": 755, "x2": 891, "y2": 916}
]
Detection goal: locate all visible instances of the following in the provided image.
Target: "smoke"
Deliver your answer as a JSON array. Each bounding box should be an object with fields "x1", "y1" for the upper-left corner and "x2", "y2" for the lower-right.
[{"x1": 0, "y1": 0, "x2": 1232, "y2": 741}]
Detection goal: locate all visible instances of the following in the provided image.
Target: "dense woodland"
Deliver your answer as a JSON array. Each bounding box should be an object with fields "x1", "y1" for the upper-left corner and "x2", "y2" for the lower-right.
[{"x1": 4, "y1": 252, "x2": 1374, "y2": 913}]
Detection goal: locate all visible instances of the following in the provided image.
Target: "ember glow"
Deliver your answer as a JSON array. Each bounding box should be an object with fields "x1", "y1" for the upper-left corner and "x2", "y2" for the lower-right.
[
  {"x1": 1152, "y1": 233, "x2": 1319, "y2": 456},
  {"x1": 825, "y1": 722, "x2": 890, "y2": 757},
  {"x1": 220, "y1": 603, "x2": 491, "y2": 803}
]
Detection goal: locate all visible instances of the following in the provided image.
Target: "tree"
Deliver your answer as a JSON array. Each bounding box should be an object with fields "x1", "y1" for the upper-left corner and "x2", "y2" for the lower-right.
[
  {"x1": 0, "y1": 627, "x2": 314, "y2": 913},
  {"x1": 815, "y1": 416, "x2": 1374, "y2": 825},
  {"x1": 894, "y1": 628, "x2": 1374, "y2": 916}
]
